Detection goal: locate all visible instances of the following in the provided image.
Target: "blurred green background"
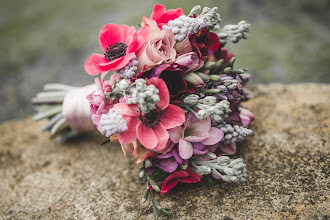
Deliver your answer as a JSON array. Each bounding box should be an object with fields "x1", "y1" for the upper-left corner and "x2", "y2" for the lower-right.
[{"x1": 1, "y1": 0, "x2": 329, "y2": 122}]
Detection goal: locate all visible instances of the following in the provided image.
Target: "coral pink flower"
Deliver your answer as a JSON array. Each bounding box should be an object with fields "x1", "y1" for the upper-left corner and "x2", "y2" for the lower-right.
[
  {"x1": 84, "y1": 24, "x2": 148, "y2": 78},
  {"x1": 112, "y1": 78, "x2": 185, "y2": 152},
  {"x1": 149, "y1": 4, "x2": 183, "y2": 29},
  {"x1": 157, "y1": 167, "x2": 201, "y2": 195}
]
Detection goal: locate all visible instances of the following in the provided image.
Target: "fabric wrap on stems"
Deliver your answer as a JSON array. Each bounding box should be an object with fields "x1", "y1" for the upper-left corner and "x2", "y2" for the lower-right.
[{"x1": 62, "y1": 84, "x2": 96, "y2": 133}]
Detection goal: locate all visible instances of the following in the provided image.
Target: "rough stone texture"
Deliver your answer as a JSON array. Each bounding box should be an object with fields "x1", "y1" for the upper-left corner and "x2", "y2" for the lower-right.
[{"x1": 0, "y1": 84, "x2": 329, "y2": 219}]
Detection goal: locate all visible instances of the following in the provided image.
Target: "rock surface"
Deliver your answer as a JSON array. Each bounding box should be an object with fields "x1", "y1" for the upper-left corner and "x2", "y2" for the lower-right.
[{"x1": 0, "y1": 84, "x2": 329, "y2": 219}]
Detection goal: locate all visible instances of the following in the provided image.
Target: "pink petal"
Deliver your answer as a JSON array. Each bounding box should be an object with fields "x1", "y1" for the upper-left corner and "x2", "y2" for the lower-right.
[
  {"x1": 159, "y1": 8, "x2": 184, "y2": 23},
  {"x1": 178, "y1": 138, "x2": 193, "y2": 159},
  {"x1": 205, "y1": 143, "x2": 219, "y2": 153},
  {"x1": 127, "y1": 33, "x2": 138, "y2": 54},
  {"x1": 152, "y1": 123, "x2": 170, "y2": 152},
  {"x1": 121, "y1": 25, "x2": 136, "y2": 44},
  {"x1": 97, "y1": 52, "x2": 136, "y2": 72},
  {"x1": 150, "y1": 4, "x2": 166, "y2": 22},
  {"x1": 99, "y1": 23, "x2": 124, "y2": 52},
  {"x1": 185, "y1": 114, "x2": 211, "y2": 138},
  {"x1": 93, "y1": 54, "x2": 124, "y2": 72},
  {"x1": 192, "y1": 142, "x2": 205, "y2": 151},
  {"x1": 147, "y1": 78, "x2": 169, "y2": 110},
  {"x1": 184, "y1": 135, "x2": 208, "y2": 143},
  {"x1": 201, "y1": 127, "x2": 224, "y2": 145},
  {"x1": 112, "y1": 103, "x2": 140, "y2": 116},
  {"x1": 240, "y1": 108, "x2": 255, "y2": 121},
  {"x1": 84, "y1": 54, "x2": 102, "y2": 75},
  {"x1": 156, "y1": 152, "x2": 174, "y2": 159},
  {"x1": 240, "y1": 114, "x2": 251, "y2": 128},
  {"x1": 160, "y1": 104, "x2": 185, "y2": 129},
  {"x1": 219, "y1": 143, "x2": 237, "y2": 155},
  {"x1": 136, "y1": 27, "x2": 149, "y2": 53},
  {"x1": 168, "y1": 126, "x2": 182, "y2": 143},
  {"x1": 118, "y1": 116, "x2": 139, "y2": 144},
  {"x1": 172, "y1": 148, "x2": 183, "y2": 164},
  {"x1": 111, "y1": 52, "x2": 136, "y2": 71},
  {"x1": 137, "y1": 123, "x2": 157, "y2": 149},
  {"x1": 155, "y1": 157, "x2": 178, "y2": 173}
]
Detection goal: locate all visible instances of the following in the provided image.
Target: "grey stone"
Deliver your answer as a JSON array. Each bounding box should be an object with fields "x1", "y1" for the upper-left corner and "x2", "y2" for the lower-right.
[{"x1": 0, "y1": 84, "x2": 329, "y2": 219}]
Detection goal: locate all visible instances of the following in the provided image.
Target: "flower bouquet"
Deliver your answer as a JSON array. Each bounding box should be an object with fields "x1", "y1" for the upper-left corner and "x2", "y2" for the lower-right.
[{"x1": 32, "y1": 4, "x2": 254, "y2": 218}]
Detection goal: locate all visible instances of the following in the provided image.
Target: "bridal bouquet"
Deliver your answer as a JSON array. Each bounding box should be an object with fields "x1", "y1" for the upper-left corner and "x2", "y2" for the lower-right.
[{"x1": 33, "y1": 4, "x2": 254, "y2": 219}]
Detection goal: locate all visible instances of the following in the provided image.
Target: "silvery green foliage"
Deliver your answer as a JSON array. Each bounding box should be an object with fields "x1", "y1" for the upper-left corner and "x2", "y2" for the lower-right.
[
  {"x1": 217, "y1": 20, "x2": 251, "y2": 45},
  {"x1": 117, "y1": 79, "x2": 130, "y2": 91},
  {"x1": 192, "y1": 156, "x2": 247, "y2": 183},
  {"x1": 116, "y1": 57, "x2": 138, "y2": 79},
  {"x1": 194, "y1": 97, "x2": 231, "y2": 123},
  {"x1": 210, "y1": 100, "x2": 231, "y2": 123},
  {"x1": 162, "y1": 5, "x2": 222, "y2": 42},
  {"x1": 196, "y1": 165, "x2": 212, "y2": 175},
  {"x1": 162, "y1": 15, "x2": 205, "y2": 41},
  {"x1": 216, "y1": 156, "x2": 247, "y2": 183},
  {"x1": 126, "y1": 79, "x2": 160, "y2": 113},
  {"x1": 219, "y1": 123, "x2": 253, "y2": 144},
  {"x1": 196, "y1": 6, "x2": 222, "y2": 30},
  {"x1": 183, "y1": 94, "x2": 199, "y2": 106},
  {"x1": 99, "y1": 109, "x2": 128, "y2": 137}
]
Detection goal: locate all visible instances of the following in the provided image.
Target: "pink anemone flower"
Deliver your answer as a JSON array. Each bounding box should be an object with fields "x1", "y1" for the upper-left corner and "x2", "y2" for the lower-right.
[
  {"x1": 112, "y1": 78, "x2": 185, "y2": 153},
  {"x1": 84, "y1": 24, "x2": 148, "y2": 78}
]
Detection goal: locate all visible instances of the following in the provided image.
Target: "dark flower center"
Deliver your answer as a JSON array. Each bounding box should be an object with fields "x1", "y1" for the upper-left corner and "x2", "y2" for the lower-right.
[
  {"x1": 104, "y1": 42, "x2": 128, "y2": 61},
  {"x1": 139, "y1": 106, "x2": 162, "y2": 128}
]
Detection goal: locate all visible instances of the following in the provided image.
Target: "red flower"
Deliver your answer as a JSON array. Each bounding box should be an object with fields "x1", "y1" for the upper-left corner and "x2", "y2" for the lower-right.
[
  {"x1": 158, "y1": 168, "x2": 201, "y2": 195},
  {"x1": 190, "y1": 29, "x2": 220, "y2": 58},
  {"x1": 84, "y1": 24, "x2": 148, "y2": 78},
  {"x1": 150, "y1": 4, "x2": 183, "y2": 29},
  {"x1": 208, "y1": 47, "x2": 235, "y2": 68},
  {"x1": 137, "y1": 63, "x2": 196, "y2": 103}
]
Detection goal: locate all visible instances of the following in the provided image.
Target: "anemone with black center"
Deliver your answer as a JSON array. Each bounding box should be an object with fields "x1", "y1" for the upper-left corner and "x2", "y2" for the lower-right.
[
  {"x1": 139, "y1": 106, "x2": 162, "y2": 128},
  {"x1": 104, "y1": 42, "x2": 128, "y2": 61}
]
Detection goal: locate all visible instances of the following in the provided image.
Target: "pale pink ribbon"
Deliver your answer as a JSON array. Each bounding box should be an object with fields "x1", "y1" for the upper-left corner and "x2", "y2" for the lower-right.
[{"x1": 62, "y1": 84, "x2": 97, "y2": 133}]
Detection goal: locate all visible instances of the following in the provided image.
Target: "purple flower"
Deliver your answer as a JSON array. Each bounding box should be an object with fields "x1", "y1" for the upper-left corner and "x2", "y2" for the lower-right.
[
  {"x1": 168, "y1": 113, "x2": 224, "y2": 160},
  {"x1": 148, "y1": 149, "x2": 186, "y2": 173},
  {"x1": 175, "y1": 52, "x2": 204, "y2": 73}
]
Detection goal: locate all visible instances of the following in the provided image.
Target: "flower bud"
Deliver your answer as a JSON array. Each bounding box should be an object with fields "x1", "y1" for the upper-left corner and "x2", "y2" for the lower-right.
[
  {"x1": 184, "y1": 72, "x2": 204, "y2": 86},
  {"x1": 118, "y1": 79, "x2": 130, "y2": 90},
  {"x1": 197, "y1": 165, "x2": 212, "y2": 175},
  {"x1": 183, "y1": 94, "x2": 199, "y2": 106},
  {"x1": 202, "y1": 96, "x2": 217, "y2": 106},
  {"x1": 196, "y1": 110, "x2": 208, "y2": 120},
  {"x1": 217, "y1": 156, "x2": 230, "y2": 165},
  {"x1": 209, "y1": 75, "x2": 221, "y2": 81},
  {"x1": 196, "y1": 72, "x2": 210, "y2": 82}
]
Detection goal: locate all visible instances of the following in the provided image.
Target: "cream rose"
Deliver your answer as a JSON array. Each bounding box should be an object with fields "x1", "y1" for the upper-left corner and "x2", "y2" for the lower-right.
[{"x1": 137, "y1": 17, "x2": 176, "y2": 72}]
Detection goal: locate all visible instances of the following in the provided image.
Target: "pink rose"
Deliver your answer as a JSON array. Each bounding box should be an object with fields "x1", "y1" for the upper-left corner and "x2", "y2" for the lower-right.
[
  {"x1": 137, "y1": 17, "x2": 176, "y2": 72},
  {"x1": 175, "y1": 52, "x2": 204, "y2": 72}
]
